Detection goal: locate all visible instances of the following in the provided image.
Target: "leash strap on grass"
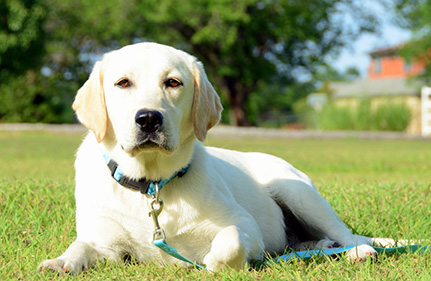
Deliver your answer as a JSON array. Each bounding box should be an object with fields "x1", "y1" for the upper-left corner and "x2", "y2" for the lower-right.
[
  {"x1": 270, "y1": 245, "x2": 431, "y2": 263},
  {"x1": 153, "y1": 238, "x2": 206, "y2": 270}
]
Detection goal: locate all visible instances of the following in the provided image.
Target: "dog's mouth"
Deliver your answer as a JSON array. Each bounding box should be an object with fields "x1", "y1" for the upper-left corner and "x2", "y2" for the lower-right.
[
  {"x1": 123, "y1": 132, "x2": 172, "y2": 155},
  {"x1": 136, "y1": 139, "x2": 167, "y2": 150}
]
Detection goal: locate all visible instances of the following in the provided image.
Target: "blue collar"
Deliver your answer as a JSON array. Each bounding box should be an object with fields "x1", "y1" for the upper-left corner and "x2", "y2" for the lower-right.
[{"x1": 103, "y1": 154, "x2": 189, "y2": 196}]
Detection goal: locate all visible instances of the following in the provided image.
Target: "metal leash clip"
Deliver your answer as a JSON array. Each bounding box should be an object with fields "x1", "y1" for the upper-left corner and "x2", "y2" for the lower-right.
[
  {"x1": 148, "y1": 183, "x2": 166, "y2": 241},
  {"x1": 146, "y1": 182, "x2": 207, "y2": 269}
]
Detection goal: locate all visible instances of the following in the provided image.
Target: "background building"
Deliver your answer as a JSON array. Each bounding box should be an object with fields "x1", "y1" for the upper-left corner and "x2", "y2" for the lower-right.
[{"x1": 330, "y1": 44, "x2": 426, "y2": 135}]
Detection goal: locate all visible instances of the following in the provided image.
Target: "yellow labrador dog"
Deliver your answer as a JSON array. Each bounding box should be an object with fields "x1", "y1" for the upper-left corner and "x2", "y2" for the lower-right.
[{"x1": 39, "y1": 43, "x2": 399, "y2": 274}]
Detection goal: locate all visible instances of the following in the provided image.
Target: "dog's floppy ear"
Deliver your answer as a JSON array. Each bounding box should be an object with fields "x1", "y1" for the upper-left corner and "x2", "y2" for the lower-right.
[
  {"x1": 72, "y1": 61, "x2": 107, "y2": 143},
  {"x1": 192, "y1": 60, "x2": 223, "y2": 142}
]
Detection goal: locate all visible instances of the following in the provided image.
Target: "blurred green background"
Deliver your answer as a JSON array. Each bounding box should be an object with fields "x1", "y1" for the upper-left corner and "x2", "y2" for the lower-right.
[{"x1": 1, "y1": 0, "x2": 430, "y2": 128}]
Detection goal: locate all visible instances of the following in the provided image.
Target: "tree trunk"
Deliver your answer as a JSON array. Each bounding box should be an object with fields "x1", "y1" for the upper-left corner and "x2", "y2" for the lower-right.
[
  {"x1": 224, "y1": 77, "x2": 252, "y2": 126},
  {"x1": 230, "y1": 95, "x2": 251, "y2": 126}
]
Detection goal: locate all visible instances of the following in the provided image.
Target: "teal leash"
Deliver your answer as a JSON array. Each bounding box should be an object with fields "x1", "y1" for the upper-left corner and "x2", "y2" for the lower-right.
[
  {"x1": 148, "y1": 183, "x2": 207, "y2": 270},
  {"x1": 153, "y1": 238, "x2": 206, "y2": 270},
  {"x1": 148, "y1": 185, "x2": 429, "y2": 269},
  {"x1": 148, "y1": 184, "x2": 428, "y2": 269},
  {"x1": 149, "y1": 184, "x2": 430, "y2": 269},
  {"x1": 268, "y1": 245, "x2": 431, "y2": 264}
]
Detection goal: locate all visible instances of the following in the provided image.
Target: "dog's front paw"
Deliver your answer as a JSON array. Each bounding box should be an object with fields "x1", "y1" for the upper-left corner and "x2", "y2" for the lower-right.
[
  {"x1": 203, "y1": 226, "x2": 250, "y2": 271},
  {"x1": 346, "y1": 244, "x2": 378, "y2": 262},
  {"x1": 203, "y1": 240, "x2": 247, "y2": 271},
  {"x1": 38, "y1": 258, "x2": 87, "y2": 275}
]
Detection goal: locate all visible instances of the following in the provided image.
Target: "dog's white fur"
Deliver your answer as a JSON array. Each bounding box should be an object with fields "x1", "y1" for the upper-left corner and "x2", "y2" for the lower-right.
[{"x1": 39, "y1": 43, "x2": 403, "y2": 274}]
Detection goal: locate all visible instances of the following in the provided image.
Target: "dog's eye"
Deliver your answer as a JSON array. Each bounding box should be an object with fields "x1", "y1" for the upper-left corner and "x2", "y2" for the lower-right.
[
  {"x1": 165, "y1": 78, "x2": 183, "y2": 88},
  {"x1": 116, "y1": 79, "x2": 131, "y2": 88}
]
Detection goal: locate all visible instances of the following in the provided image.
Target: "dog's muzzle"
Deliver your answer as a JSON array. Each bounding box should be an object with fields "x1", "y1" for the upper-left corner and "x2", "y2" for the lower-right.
[{"x1": 131, "y1": 109, "x2": 169, "y2": 152}]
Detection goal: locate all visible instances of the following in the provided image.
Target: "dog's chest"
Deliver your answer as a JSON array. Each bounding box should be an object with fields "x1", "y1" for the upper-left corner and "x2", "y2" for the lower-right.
[{"x1": 98, "y1": 193, "x2": 213, "y2": 262}]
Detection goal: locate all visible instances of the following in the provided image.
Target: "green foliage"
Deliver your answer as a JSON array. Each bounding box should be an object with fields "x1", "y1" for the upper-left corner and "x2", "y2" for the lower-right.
[
  {"x1": 374, "y1": 103, "x2": 412, "y2": 132},
  {"x1": 355, "y1": 98, "x2": 373, "y2": 130},
  {"x1": 134, "y1": 0, "x2": 378, "y2": 125},
  {"x1": 0, "y1": 0, "x2": 46, "y2": 75},
  {"x1": 318, "y1": 103, "x2": 354, "y2": 130},
  {"x1": 1, "y1": 131, "x2": 431, "y2": 279},
  {"x1": 0, "y1": 0, "x2": 77, "y2": 123},
  {"x1": 315, "y1": 99, "x2": 411, "y2": 132},
  {"x1": 394, "y1": 0, "x2": 431, "y2": 84},
  {"x1": 314, "y1": 65, "x2": 361, "y2": 82},
  {"x1": 246, "y1": 80, "x2": 314, "y2": 126},
  {"x1": 0, "y1": 0, "x2": 380, "y2": 125},
  {"x1": 0, "y1": 70, "x2": 76, "y2": 123}
]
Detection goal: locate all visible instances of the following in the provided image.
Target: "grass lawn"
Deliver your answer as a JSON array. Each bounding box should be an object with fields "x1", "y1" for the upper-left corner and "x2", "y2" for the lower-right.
[{"x1": 1, "y1": 130, "x2": 431, "y2": 280}]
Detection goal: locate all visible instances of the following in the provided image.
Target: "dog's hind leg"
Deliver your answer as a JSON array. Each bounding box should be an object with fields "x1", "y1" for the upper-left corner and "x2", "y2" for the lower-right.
[
  {"x1": 270, "y1": 180, "x2": 359, "y2": 246},
  {"x1": 294, "y1": 238, "x2": 341, "y2": 251},
  {"x1": 269, "y1": 180, "x2": 385, "y2": 261}
]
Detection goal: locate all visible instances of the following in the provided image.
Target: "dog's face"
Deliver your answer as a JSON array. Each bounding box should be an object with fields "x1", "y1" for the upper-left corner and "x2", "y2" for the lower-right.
[
  {"x1": 72, "y1": 43, "x2": 222, "y2": 156},
  {"x1": 101, "y1": 44, "x2": 196, "y2": 155}
]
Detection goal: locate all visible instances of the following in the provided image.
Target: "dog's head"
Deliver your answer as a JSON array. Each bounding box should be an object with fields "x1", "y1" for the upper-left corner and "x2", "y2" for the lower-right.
[{"x1": 72, "y1": 43, "x2": 222, "y2": 156}]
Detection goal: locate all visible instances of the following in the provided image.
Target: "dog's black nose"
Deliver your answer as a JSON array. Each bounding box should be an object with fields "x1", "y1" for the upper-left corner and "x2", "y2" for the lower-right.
[{"x1": 135, "y1": 109, "x2": 163, "y2": 133}]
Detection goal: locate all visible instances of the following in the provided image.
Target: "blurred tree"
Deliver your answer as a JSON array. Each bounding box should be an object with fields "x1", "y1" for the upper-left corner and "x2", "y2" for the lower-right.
[
  {"x1": 0, "y1": 0, "x2": 380, "y2": 125},
  {"x1": 314, "y1": 65, "x2": 361, "y2": 82},
  {"x1": 246, "y1": 80, "x2": 315, "y2": 126},
  {"x1": 344, "y1": 66, "x2": 361, "y2": 81},
  {"x1": 393, "y1": 0, "x2": 431, "y2": 84},
  {"x1": 133, "y1": 0, "x2": 378, "y2": 125},
  {"x1": 0, "y1": 0, "x2": 45, "y2": 75},
  {"x1": 0, "y1": 0, "x2": 67, "y2": 122},
  {"x1": 0, "y1": 0, "x2": 135, "y2": 123},
  {"x1": 41, "y1": 0, "x2": 139, "y2": 81}
]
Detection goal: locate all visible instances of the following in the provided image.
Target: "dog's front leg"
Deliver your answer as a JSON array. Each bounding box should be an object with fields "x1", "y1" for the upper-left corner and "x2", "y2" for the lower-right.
[
  {"x1": 203, "y1": 224, "x2": 263, "y2": 271},
  {"x1": 38, "y1": 240, "x2": 101, "y2": 275}
]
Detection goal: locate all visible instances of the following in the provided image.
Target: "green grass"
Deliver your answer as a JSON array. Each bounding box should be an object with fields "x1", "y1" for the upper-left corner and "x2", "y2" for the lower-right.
[{"x1": 1, "y1": 130, "x2": 431, "y2": 280}]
